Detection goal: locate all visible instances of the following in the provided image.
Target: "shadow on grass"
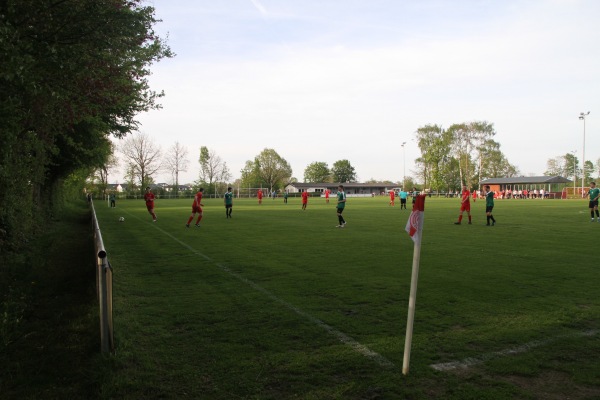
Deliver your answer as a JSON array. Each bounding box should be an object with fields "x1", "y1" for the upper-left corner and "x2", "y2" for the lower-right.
[{"x1": 0, "y1": 200, "x2": 106, "y2": 399}]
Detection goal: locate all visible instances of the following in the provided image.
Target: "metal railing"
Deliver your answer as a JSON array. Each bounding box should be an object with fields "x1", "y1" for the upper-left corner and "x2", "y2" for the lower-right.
[{"x1": 90, "y1": 199, "x2": 114, "y2": 353}]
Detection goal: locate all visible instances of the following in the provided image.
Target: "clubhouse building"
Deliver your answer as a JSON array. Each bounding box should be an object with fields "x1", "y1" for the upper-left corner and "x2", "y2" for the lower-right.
[{"x1": 284, "y1": 182, "x2": 399, "y2": 197}]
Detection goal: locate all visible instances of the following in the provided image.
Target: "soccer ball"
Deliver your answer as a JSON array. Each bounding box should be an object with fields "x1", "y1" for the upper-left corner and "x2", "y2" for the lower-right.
[{"x1": 119, "y1": 217, "x2": 125, "y2": 222}]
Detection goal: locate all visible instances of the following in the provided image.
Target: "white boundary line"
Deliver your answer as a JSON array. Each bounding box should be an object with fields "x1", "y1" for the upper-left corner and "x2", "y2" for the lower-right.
[
  {"x1": 430, "y1": 329, "x2": 599, "y2": 371},
  {"x1": 125, "y1": 211, "x2": 395, "y2": 369}
]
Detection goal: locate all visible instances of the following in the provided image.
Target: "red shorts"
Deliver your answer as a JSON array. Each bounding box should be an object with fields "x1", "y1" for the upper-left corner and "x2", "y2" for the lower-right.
[
  {"x1": 146, "y1": 202, "x2": 154, "y2": 211},
  {"x1": 460, "y1": 202, "x2": 470, "y2": 212},
  {"x1": 192, "y1": 206, "x2": 202, "y2": 213}
]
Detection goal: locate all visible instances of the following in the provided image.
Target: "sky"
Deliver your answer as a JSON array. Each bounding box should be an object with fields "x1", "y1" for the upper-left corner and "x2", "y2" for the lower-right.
[{"x1": 116, "y1": 0, "x2": 600, "y2": 185}]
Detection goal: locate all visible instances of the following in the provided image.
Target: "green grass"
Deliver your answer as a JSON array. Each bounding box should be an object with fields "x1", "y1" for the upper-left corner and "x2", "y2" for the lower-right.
[
  {"x1": 6, "y1": 196, "x2": 598, "y2": 399},
  {"x1": 89, "y1": 196, "x2": 600, "y2": 399}
]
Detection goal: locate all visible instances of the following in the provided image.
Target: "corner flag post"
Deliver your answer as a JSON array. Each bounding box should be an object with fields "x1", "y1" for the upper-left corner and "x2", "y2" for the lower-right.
[{"x1": 402, "y1": 194, "x2": 426, "y2": 375}]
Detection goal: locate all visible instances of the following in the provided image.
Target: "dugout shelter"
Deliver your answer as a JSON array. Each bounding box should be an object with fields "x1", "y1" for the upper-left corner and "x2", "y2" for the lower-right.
[{"x1": 480, "y1": 176, "x2": 571, "y2": 199}]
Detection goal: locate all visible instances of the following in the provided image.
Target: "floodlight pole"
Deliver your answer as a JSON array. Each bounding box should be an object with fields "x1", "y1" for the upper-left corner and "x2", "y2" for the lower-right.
[
  {"x1": 401, "y1": 142, "x2": 407, "y2": 189},
  {"x1": 579, "y1": 112, "x2": 590, "y2": 197},
  {"x1": 571, "y1": 150, "x2": 577, "y2": 197}
]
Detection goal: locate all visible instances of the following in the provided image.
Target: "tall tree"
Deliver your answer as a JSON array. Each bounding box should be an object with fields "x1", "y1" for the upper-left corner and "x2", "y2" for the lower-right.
[
  {"x1": 445, "y1": 121, "x2": 501, "y2": 188},
  {"x1": 303, "y1": 162, "x2": 331, "y2": 183},
  {"x1": 120, "y1": 133, "x2": 162, "y2": 191},
  {"x1": 584, "y1": 160, "x2": 594, "y2": 186},
  {"x1": 164, "y1": 142, "x2": 189, "y2": 195},
  {"x1": 240, "y1": 160, "x2": 261, "y2": 189},
  {"x1": 415, "y1": 124, "x2": 452, "y2": 191},
  {"x1": 565, "y1": 153, "x2": 580, "y2": 181},
  {"x1": 252, "y1": 148, "x2": 292, "y2": 191},
  {"x1": 123, "y1": 163, "x2": 137, "y2": 194},
  {"x1": 95, "y1": 144, "x2": 119, "y2": 198},
  {"x1": 331, "y1": 160, "x2": 357, "y2": 183},
  {"x1": 447, "y1": 123, "x2": 472, "y2": 187},
  {"x1": 0, "y1": 0, "x2": 172, "y2": 251},
  {"x1": 546, "y1": 153, "x2": 579, "y2": 181},
  {"x1": 545, "y1": 156, "x2": 567, "y2": 177},
  {"x1": 478, "y1": 139, "x2": 519, "y2": 182},
  {"x1": 471, "y1": 121, "x2": 497, "y2": 186},
  {"x1": 198, "y1": 146, "x2": 230, "y2": 196}
]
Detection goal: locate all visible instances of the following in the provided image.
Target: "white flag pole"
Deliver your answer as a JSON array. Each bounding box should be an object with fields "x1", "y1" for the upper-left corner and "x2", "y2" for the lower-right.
[
  {"x1": 402, "y1": 239, "x2": 422, "y2": 375},
  {"x1": 402, "y1": 194, "x2": 425, "y2": 375}
]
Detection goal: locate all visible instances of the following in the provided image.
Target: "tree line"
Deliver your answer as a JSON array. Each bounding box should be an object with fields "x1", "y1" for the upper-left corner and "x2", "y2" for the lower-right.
[
  {"x1": 95, "y1": 134, "x2": 363, "y2": 196},
  {"x1": 99, "y1": 121, "x2": 524, "y2": 199},
  {"x1": 0, "y1": 1, "x2": 172, "y2": 253},
  {"x1": 414, "y1": 121, "x2": 518, "y2": 192},
  {"x1": 545, "y1": 153, "x2": 600, "y2": 187}
]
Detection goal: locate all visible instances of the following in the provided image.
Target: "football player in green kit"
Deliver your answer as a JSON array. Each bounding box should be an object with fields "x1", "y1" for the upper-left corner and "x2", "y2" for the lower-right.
[
  {"x1": 588, "y1": 182, "x2": 600, "y2": 222},
  {"x1": 484, "y1": 185, "x2": 496, "y2": 226},
  {"x1": 336, "y1": 185, "x2": 347, "y2": 228},
  {"x1": 224, "y1": 187, "x2": 233, "y2": 219}
]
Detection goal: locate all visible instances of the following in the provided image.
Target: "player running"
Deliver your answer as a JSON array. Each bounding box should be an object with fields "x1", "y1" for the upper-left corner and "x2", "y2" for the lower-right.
[
  {"x1": 186, "y1": 188, "x2": 204, "y2": 228},
  {"x1": 389, "y1": 190, "x2": 395, "y2": 206},
  {"x1": 301, "y1": 190, "x2": 309, "y2": 210},
  {"x1": 144, "y1": 186, "x2": 157, "y2": 222},
  {"x1": 454, "y1": 184, "x2": 472, "y2": 225}
]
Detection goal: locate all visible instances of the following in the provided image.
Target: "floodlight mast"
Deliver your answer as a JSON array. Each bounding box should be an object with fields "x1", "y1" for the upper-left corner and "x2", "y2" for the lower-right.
[
  {"x1": 401, "y1": 142, "x2": 407, "y2": 190},
  {"x1": 571, "y1": 150, "x2": 577, "y2": 196},
  {"x1": 579, "y1": 112, "x2": 590, "y2": 197}
]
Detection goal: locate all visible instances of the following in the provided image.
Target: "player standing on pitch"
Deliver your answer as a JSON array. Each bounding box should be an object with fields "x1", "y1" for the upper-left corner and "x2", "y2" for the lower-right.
[
  {"x1": 484, "y1": 185, "x2": 496, "y2": 226},
  {"x1": 224, "y1": 186, "x2": 233, "y2": 219},
  {"x1": 454, "y1": 184, "x2": 472, "y2": 225},
  {"x1": 336, "y1": 185, "x2": 347, "y2": 228},
  {"x1": 186, "y1": 188, "x2": 204, "y2": 228},
  {"x1": 144, "y1": 186, "x2": 157, "y2": 222},
  {"x1": 587, "y1": 181, "x2": 600, "y2": 222},
  {"x1": 399, "y1": 189, "x2": 408, "y2": 209}
]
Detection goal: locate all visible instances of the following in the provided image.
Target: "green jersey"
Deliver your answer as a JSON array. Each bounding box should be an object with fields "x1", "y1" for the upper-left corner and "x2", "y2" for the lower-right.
[
  {"x1": 485, "y1": 191, "x2": 494, "y2": 207},
  {"x1": 589, "y1": 188, "x2": 600, "y2": 201},
  {"x1": 337, "y1": 191, "x2": 346, "y2": 209},
  {"x1": 224, "y1": 192, "x2": 233, "y2": 205}
]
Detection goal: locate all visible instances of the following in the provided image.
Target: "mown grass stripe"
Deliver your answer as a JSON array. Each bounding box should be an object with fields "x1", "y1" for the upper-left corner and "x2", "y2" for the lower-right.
[
  {"x1": 124, "y1": 208, "x2": 396, "y2": 369},
  {"x1": 431, "y1": 329, "x2": 600, "y2": 371}
]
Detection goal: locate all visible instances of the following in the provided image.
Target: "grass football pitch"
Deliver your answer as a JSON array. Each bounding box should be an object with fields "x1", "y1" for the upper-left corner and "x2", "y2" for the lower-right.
[{"x1": 93, "y1": 196, "x2": 600, "y2": 399}]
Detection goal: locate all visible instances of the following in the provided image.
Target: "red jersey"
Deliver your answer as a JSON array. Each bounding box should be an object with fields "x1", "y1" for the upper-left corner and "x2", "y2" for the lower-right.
[
  {"x1": 390, "y1": 191, "x2": 395, "y2": 199},
  {"x1": 325, "y1": 190, "x2": 330, "y2": 198},
  {"x1": 301, "y1": 191, "x2": 309, "y2": 203},
  {"x1": 144, "y1": 192, "x2": 155, "y2": 205},
  {"x1": 461, "y1": 189, "x2": 470, "y2": 203},
  {"x1": 257, "y1": 190, "x2": 263, "y2": 199},
  {"x1": 460, "y1": 189, "x2": 471, "y2": 212},
  {"x1": 192, "y1": 191, "x2": 203, "y2": 208}
]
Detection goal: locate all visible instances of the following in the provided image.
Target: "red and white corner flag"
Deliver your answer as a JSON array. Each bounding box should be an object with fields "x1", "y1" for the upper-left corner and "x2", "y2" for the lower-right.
[
  {"x1": 405, "y1": 194, "x2": 426, "y2": 245},
  {"x1": 403, "y1": 194, "x2": 426, "y2": 375}
]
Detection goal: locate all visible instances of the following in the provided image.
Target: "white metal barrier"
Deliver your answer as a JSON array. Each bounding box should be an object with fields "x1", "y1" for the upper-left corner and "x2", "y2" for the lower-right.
[{"x1": 90, "y1": 199, "x2": 114, "y2": 353}]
